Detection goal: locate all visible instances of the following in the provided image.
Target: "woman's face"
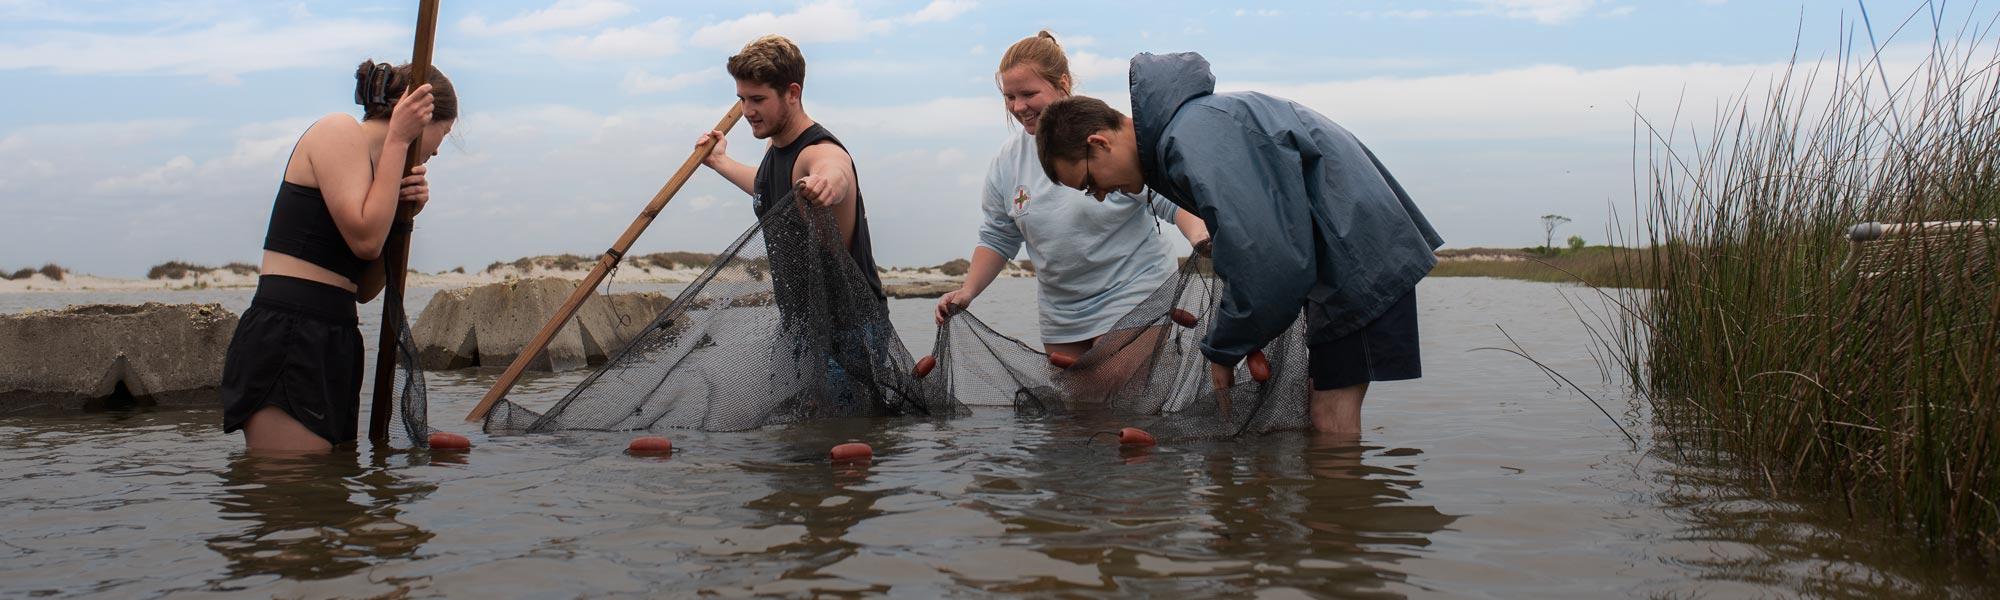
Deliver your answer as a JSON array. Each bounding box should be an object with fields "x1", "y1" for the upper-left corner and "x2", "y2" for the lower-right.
[
  {"x1": 999, "y1": 64, "x2": 1067, "y2": 136},
  {"x1": 416, "y1": 119, "x2": 454, "y2": 164}
]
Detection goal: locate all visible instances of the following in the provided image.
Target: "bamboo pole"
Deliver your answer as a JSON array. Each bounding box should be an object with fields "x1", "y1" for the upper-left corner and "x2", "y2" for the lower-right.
[
  {"x1": 369, "y1": 0, "x2": 442, "y2": 444},
  {"x1": 464, "y1": 104, "x2": 744, "y2": 423}
]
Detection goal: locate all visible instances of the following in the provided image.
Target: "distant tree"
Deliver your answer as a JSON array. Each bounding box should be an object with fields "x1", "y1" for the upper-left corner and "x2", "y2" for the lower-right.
[
  {"x1": 1567, "y1": 235, "x2": 1586, "y2": 252},
  {"x1": 1540, "y1": 214, "x2": 1572, "y2": 255}
]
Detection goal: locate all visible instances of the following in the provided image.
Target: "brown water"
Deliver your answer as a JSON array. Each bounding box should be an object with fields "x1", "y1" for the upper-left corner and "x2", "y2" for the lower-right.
[{"x1": 1, "y1": 277, "x2": 1992, "y2": 598}]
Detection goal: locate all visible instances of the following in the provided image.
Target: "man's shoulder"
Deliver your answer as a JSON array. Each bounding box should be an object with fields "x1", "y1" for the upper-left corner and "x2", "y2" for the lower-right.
[{"x1": 797, "y1": 139, "x2": 852, "y2": 161}]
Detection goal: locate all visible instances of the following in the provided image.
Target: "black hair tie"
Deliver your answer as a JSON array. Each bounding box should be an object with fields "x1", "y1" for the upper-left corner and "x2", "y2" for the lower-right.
[{"x1": 354, "y1": 62, "x2": 395, "y2": 112}]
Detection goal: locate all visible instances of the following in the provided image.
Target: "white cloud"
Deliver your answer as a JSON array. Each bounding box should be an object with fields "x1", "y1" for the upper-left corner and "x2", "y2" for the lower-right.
[
  {"x1": 688, "y1": 0, "x2": 975, "y2": 49},
  {"x1": 1366, "y1": 0, "x2": 1616, "y2": 25},
  {"x1": 690, "y1": 1, "x2": 886, "y2": 48},
  {"x1": 92, "y1": 155, "x2": 197, "y2": 194},
  {"x1": 1468, "y1": 0, "x2": 1601, "y2": 24},
  {"x1": 0, "y1": 0, "x2": 226, "y2": 24},
  {"x1": 1069, "y1": 52, "x2": 1130, "y2": 90},
  {"x1": 91, "y1": 116, "x2": 310, "y2": 195},
  {"x1": 459, "y1": 0, "x2": 633, "y2": 36},
  {"x1": 550, "y1": 16, "x2": 681, "y2": 59},
  {"x1": 901, "y1": 0, "x2": 976, "y2": 24},
  {"x1": 818, "y1": 96, "x2": 996, "y2": 137},
  {"x1": 0, "y1": 19, "x2": 401, "y2": 80},
  {"x1": 0, "y1": 115, "x2": 304, "y2": 272},
  {"x1": 1232, "y1": 61, "x2": 1782, "y2": 142},
  {"x1": 3, "y1": 118, "x2": 204, "y2": 194},
  {"x1": 622, "y1": 66, "x2": 723, "y2": 95},
  {"x1": 684, "y1": 194, "x2": 742, "y2": 212}
]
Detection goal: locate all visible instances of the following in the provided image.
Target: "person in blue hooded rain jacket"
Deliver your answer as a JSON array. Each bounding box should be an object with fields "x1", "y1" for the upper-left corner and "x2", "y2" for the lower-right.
[{"x1": 1033, "y1": 52, "x2": 1444, "y2": 435}]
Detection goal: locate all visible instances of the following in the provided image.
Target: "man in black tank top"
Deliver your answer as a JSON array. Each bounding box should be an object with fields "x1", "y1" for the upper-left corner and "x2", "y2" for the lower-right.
[
  {"x1": 694, "y1": 35, "x2": 892, "y2": 415},
  {"x1": 695, "y1": 35, "x2": 885, "y2": 302}
]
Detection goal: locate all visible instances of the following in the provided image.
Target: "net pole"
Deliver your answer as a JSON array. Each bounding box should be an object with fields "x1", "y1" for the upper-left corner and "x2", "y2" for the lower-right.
[
  {"x1": 463, "y1": 104, "x2": 744, "y2": 423},
  {"x1": 368, "y1": 0, "x2": 441, "y2": 444}
]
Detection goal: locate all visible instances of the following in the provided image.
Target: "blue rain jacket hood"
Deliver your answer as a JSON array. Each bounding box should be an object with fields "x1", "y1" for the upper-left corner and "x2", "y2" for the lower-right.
[{"x1": 1128, "y1": 52, "x2": 1444, "y2": 365}]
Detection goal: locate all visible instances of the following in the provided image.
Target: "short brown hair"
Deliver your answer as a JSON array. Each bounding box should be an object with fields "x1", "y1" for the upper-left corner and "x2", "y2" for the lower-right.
[
  {"x1": 1035, "y1": 95, "x2": 1126, "y2": 180},
  {"x1": 727, "y1": 35, "x2": 806, "y2": 92}
]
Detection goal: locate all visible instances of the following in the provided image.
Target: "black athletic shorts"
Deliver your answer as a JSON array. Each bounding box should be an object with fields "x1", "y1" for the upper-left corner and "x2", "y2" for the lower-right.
[
  {"x1": 220, "y1": 275, "x2": 363, "y2": 444},
  {"x1": 1306, "y1": 288, "x2": 1421, "y2": 391}
]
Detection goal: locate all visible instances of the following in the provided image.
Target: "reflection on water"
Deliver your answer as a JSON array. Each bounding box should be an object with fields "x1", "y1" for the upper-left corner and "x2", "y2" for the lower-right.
[
  {"x1": 1, "y1": 278, "x2": 1995, "y2": 597},
  {"x1": 206, "y1": 451, "x2": 435, "y2": 583}
]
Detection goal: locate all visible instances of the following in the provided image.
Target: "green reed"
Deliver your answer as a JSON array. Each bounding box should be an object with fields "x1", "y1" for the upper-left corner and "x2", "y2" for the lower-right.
[{"x1": 1608, "y1": 15, "x2": 2000, "y2": 561}]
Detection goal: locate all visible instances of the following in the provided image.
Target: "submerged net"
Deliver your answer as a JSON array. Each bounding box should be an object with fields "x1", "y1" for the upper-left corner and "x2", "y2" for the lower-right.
[
  {"x1": 386, "y1": 283, "x2": 432, "y2": 448},
  {"x1": 485, "y1": 191, "x2": 965, "y2": 434},
  {"x1": 470, "y1": 188, "x2": 1313, "y2": 441},
  {"x1": 1042, "y1": 255, "x2": 1313, "y2": 440}
]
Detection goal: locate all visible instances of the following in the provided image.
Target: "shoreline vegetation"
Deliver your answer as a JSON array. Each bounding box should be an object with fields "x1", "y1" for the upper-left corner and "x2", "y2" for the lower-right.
[
  {"x1": 0, "y1": 254, "x2": 1035, "y2": 294},
  {"x1": 1603, "y1": 22, "x2": 1999, "y2": 565},
  {"x1": 1430, "y1": 246, "x2": 1646, "y2": 287}
]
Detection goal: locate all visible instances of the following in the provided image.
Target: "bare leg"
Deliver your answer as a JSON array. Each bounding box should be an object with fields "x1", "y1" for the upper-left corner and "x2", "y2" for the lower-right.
[
  {"x1": 1308, "y1": 382, "x2": 1368, "y2": 434},
  {"x1": 1043, "y1": 338, "x2": 1095, "y2": 358},
  {"x1": 242, "y1": 406, "x2": 333, "y2": 453}
]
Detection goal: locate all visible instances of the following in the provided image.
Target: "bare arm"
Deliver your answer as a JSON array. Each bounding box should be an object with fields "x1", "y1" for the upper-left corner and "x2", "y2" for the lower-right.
[
  {"x1": 311, "y1": 85, "x2": 433, "y2": 261},
  {"x1": 697, "y1": 131, "x2": 756, "y2": 195},
  {"x1": 934, "y1": 246, "x2": 1009, "y2": 324},
  {"x1": 794, "y1": 141, "x2": 859, "y2": 246},
  {"x1": 1174, "y1": 209, "x2": 1210, "y2": 246}
]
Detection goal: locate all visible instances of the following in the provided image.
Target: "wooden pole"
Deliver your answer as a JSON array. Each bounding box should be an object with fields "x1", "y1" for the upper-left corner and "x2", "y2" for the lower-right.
[
  {"x1": 369, "y1": 0, "x2": 442, "y2": 444},
  {"x1": 464, "y1": 104, "x2": 744, "y2": 423}
]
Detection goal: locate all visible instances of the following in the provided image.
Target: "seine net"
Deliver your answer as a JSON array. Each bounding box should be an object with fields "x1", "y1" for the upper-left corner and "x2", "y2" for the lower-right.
[
  {"x1": 951, "y1": 252, "x2": 1314, "y2": 441},
  {"x1": 386, "y1": 285, "x2": 432, "y2": 448},
  {"x1": 470, "y1": 189, "x2": 1313, "y2": 441},
  {"x1": 483, "y1": 191, "x2": 965, "y2": 434}
]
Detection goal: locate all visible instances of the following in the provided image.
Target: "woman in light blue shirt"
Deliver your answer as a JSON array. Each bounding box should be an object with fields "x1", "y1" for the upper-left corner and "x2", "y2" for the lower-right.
[{"x1": 934, "y1": 31, "x2": 1206, "y2": 357}]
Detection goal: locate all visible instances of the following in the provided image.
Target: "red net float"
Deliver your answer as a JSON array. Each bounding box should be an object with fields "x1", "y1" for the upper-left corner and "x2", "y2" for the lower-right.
[
  {"x1": 1246, "y1": 349, "x2": 1271, "y2": 383},
  {"x1": 627, "y1": 436, "x2": 673, "y2": 455},
  {"x1": 427, "y1": 431, "x2": 471, "y2": 450},
  {"x1": 830, "y1": 442, "x2": 874, "y2": 463},
  {"x1": 1119, "y1": 427, "x2": 1157, "y2": 447}
]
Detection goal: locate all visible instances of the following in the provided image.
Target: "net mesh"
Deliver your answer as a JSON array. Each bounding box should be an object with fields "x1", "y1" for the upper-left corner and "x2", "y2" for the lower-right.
[
  {"x1": 388, "y1": 287, "x2": 431, "y2": 448},
  {"x1": 1044, "y1": 255, "x2": 1314, "y2": 441},
  {"x1": 440, "y1": 188, "x2": 1315, "y2": 442},
  {"x1": 484, "y1": 191, "x2": 965, "y2": 434}
]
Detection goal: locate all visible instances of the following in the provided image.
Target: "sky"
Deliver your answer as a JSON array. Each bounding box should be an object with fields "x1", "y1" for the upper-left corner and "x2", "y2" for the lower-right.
[{"x1": 0, "y1": 0, "x2": 1982, "y2": 277}]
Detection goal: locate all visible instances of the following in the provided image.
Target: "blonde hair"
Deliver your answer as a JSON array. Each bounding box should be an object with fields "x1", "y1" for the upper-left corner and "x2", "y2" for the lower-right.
[
  {"x1": 727, "y1": 34, "x2": 807, "y2": 92},
  {"x1": 998, "y1": 30, "x2": 1072, "y2": 94}
]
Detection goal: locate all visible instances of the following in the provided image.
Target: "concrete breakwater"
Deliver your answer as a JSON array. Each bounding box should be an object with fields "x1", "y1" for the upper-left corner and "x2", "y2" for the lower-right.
[
  {"x1": 0, "y1": 303, "x2": 236, "y2": 410},
  {"x1": 409, "y1": 277, "x2": 671, "y2": 371}
]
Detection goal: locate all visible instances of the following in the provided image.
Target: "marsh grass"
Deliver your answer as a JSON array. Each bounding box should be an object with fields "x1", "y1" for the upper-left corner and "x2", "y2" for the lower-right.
[
  {"x1": 1606, "y1": 7, "x2": 2000, "y2": 562},
  {"x1": 1430, "y1": 246, "x2": 1649, "y2": 287}
]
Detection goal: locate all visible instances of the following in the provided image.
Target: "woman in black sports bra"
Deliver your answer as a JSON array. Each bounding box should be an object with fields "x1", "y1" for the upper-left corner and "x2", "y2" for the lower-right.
[{"x1": 220, "y1": 60, "x2": 458, "y2": 452}]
